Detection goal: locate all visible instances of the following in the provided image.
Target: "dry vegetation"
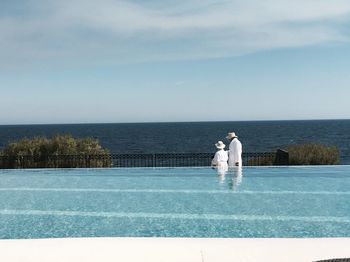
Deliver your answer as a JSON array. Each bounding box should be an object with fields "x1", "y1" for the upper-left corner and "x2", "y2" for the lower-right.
[
  {"x1": 0, "y1": 135, "x2": 112, "y2": 168},
  {"x1": 287, "y1": 144, "x2": 339, "y2": 165}
]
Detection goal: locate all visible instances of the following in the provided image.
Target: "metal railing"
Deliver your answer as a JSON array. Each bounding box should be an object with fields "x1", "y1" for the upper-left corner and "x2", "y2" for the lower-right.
[
  {"x1": 0, "y1": 150, "x2": 288, "y2": 169},
  {"x1": 111, "y1": 152, "x2": 282, "y2": 167}
]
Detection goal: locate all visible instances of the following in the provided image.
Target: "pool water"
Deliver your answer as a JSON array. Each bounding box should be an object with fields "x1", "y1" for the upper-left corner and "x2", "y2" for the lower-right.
[{"x1": 0, "y1": 166, "x2": 350, "y2": 239}]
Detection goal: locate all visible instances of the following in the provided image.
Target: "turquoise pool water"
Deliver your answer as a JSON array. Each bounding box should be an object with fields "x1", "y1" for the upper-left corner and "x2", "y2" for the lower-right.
[{"x1": 0, "y1": 166, "x2": 350, "y2": 239}]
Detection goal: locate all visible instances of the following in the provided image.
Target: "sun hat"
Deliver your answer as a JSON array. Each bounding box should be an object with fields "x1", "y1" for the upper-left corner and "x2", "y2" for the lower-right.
[
  {"x1": 226, "y1": 132, "x2": 238, "y2": 139},
  {"x1": 215, "y1": 141, "x2": 226, "y2": 149}
]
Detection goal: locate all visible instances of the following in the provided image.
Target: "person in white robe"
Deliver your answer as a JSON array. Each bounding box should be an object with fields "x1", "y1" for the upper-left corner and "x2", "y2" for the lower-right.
[
  {"x1": 211, "y1": 141, "x2": 228, "y2": 182},
  {"x1": 211, "y1": 141, "x2": 228, "y2": 167},
  {"x1": 226, "y1": 132, "x2": 242, "y2": 167}
]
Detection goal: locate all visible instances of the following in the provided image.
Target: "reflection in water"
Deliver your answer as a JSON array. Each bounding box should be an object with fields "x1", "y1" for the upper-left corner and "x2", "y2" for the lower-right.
[
  {"x1": 213, "y1": 165, "x2": 243, "y2": 190},
  {"x1": 215, "y1": 164, "x2": 228, "y2": 184},
  {"x1": 227, "y1": 167, "x2": 243, "y2": 190},
  {"x1": 231, "y1": 167, "x2": 243, "y2": 190}
]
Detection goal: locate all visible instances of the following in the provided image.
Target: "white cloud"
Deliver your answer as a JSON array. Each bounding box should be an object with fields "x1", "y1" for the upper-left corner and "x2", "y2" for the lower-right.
[{"x1": 1, "y1": 0, "x2": 350, "y2": 68}]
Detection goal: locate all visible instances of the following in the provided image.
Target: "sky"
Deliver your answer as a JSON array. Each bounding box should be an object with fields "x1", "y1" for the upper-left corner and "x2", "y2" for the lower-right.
[{"x1": 1, "y1": 0, "x2": 350, "y2": 124}]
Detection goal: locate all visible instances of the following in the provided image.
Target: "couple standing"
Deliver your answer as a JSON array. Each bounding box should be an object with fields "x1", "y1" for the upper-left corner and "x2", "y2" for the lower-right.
[{"x1": 212, "y1": 132, "x2": 242, "y2": 168}]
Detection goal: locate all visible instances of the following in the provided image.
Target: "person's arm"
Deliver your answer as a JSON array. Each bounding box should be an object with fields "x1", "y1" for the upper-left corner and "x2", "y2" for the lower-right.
[
  {"x1": 234, "y1": 142, "x2": 241, "y2": 166},
  {"x1": 211, "y1": 152, "x2": 219, "y2": 167},
  {"x1": 235, "y1": 142, "x2": 242, "y2": 166}
]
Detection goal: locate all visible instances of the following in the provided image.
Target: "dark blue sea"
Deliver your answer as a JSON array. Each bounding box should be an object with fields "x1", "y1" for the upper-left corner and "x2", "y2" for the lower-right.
[{"x1": 0, "y1": 120, "x2": 349, "y2": 164}]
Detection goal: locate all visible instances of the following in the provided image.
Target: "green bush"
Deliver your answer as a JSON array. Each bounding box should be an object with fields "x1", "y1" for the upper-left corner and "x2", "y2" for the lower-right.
[
  {"x1": 0, "y1": 135, "x2": 112, "y2": 168},
  {"x1": 288, "y1": 144, "x2": 339, "y2": 165}
]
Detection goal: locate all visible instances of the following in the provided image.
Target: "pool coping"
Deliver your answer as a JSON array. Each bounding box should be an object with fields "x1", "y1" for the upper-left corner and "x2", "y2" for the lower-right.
[
  {"x1": 1, "y1": 237, "x2": 350, "y2": 262},
  {"x1": 0, "y1": 165, "x2": 350, "y2": 172}
]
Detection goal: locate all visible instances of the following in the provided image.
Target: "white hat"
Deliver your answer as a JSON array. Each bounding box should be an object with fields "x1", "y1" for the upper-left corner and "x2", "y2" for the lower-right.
[
  {"x1": 215, "y1": 141, "x2": 226, "y2": 149},
  {"x1": 226, "y1": 132, "x2": 238, "y2": 139}
]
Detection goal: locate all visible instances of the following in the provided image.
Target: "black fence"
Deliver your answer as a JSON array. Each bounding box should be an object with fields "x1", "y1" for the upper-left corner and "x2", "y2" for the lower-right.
[
  {"x1": 110, "y1": 151, "x2": 288, "y2": 167},
  {"x1": 0, "y1": 150, "x2": 289, "y2": 169}
]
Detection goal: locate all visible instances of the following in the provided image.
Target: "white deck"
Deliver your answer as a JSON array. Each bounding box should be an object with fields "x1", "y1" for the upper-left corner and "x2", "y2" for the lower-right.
[{"x1": 1, "y1": 237, "x2": 350, "y2": 262}]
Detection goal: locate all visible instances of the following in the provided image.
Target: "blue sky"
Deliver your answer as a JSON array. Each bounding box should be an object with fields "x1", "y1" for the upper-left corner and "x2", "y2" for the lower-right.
[{"x1": 1, "y1": 0, "x2": 350, "y2": 124}]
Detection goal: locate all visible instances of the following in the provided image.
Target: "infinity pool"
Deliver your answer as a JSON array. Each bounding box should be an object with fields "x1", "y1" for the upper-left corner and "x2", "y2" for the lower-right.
[{"x1": 0, "y1": 166, "x2": 350, "y2": 239}]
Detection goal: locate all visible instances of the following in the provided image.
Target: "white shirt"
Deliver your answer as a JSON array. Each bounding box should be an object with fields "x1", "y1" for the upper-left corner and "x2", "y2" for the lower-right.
[
  {"x1": 228, "y1": 138, "x2": 242, "y2": 167},
  {"x1": 212, "y1": 149, "x2": 228, "y2": 167}
]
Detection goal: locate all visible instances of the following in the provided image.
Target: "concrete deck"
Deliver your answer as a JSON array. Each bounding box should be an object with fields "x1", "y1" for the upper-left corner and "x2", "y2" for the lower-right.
[{"x1": 1, "y1": 237, "x2": 350, "y2": 262}]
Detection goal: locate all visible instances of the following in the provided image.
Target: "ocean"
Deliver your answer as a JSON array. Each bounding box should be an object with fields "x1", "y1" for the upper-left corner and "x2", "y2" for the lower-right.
[{"x1": 0, "y1": 120, "x2": 349, "y2": 164}]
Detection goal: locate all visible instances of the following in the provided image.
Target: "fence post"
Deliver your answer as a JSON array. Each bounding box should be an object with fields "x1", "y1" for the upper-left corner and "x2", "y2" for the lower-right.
[
  {"x1": 152, "y1": 153, "x2": 156, "y2": 167},
  {"x1": 275, "y1": 149, "x2": 289, "y2": 165}
]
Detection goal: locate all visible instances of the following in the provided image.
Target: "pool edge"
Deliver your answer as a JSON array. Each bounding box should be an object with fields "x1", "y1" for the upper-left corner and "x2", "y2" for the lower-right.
[{"x1": 1, "y1": 237, "x2": 349, "y2": 262}]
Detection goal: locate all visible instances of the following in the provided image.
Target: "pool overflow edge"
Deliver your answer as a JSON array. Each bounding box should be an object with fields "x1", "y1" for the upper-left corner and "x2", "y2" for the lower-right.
[{"x1": 0, "y1": 150, "x2": 289, "y2": 169}]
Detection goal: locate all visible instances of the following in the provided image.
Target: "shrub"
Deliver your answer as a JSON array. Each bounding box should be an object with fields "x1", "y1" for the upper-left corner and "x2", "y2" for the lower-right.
[
  {"x1": 0, "y1": 135, "x2": 112, "y2": 168},
  {"x1": 288, "y1": 144, "x2": 339, "y2": 165}
]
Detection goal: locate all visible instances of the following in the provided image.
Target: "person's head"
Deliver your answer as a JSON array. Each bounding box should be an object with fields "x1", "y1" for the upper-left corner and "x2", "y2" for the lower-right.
[
  {"x1": 215, "y1": 141, "x2": 226, "y2": 150},
  {"x1": 226, "y1": 132, "x2": 238, "y2": 141}
]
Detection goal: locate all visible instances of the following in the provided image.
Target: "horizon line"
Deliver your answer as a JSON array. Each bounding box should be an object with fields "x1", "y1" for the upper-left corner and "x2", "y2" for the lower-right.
[{"x1": 0, "y1": 118, "x2": 350, "y2": 126}]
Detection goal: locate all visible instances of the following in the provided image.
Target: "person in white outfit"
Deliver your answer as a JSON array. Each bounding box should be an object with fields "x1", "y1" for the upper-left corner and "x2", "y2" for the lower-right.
[
  {"x1": 211, "y1": 141, "x2": 229, "y2": 182},
  {"x1": 226, "y1": 132, "x2": 242, "y2": 167},
  {"x1": 211, "y1": 141, "x2": 228, "y2": 167}
]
